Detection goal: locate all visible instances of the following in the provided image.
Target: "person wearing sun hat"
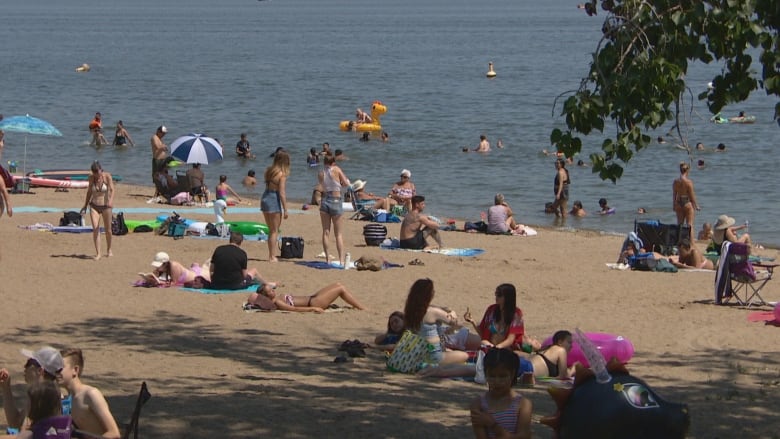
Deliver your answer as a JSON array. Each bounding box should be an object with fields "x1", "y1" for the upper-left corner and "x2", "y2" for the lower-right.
[
  {"x1": 712, "y1": 214, "x2": 752, "y2": 249},
  {"x1": 146, "y1": 251, "x2": 212, "y2": 287},
  {"x1": 351, "y1": 179, "x2": 391, "y2": 211},
  {"x1": 0, "y1": 346, "x2": 64, "y2": 429}
]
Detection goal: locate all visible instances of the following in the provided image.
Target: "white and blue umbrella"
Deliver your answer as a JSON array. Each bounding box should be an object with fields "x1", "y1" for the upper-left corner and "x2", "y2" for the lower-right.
[
  {"x1": 169, "y1": 133, "x2": 224, "y2": 164},
  {"x1": 0, "y1": 114, "x2": 63, "y2": 175}
]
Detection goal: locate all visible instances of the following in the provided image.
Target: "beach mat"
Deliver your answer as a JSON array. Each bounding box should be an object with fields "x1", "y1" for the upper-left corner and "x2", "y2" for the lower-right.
[
  {"x1": 294, "y1": 260, "x2": 351, "y2": 270},
  {"x1": 242, "y1": 302, "x2": 347, "y2": 313},
  {"x1": 380, "y1": 243, "x2": 485, "y2": 257},
  {"x1": 180, "y1": 286, "x2": 258, "y2": 295},
  {"x1": 189, "y1": 233, "x2": 268, "y2": 241}
]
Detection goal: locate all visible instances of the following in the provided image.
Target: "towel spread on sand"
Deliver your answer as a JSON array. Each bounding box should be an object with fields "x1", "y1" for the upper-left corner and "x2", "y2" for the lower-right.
[
  {"x1": 242, "y1": 303, "x2": 347, "y2": 313},
  {"x1": 180, "y1": 286, "x2": 258, "y2": 295},
  {"x1": 380, "y1": 241, "x2": 485, "y2": 257}
]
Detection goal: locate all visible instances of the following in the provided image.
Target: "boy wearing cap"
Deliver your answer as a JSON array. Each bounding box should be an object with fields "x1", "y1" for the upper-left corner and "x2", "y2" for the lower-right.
[
  {"x1": 59, "y1": 348, "x2": 120, "y2": 438},
  {"x1": 0, "y1": 346, "x2": 64, "y2": 430}
]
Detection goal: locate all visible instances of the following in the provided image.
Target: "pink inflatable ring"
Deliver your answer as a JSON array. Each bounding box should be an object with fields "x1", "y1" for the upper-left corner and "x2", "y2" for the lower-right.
[{"x1": 542, "y1": 332, "x2": 634, "y2": 368}]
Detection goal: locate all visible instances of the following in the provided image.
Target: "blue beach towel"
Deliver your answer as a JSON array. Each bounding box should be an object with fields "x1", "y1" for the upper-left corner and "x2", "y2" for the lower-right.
[
  {"x1": 380, "y1": 242, "x2": 485, "y2": 257},
  {"x1": 180, "y1": 286, "x2": 258, "y2": 295},
  {"x1": 294, "y1": 260, "x2": 352, "y2": 270}
]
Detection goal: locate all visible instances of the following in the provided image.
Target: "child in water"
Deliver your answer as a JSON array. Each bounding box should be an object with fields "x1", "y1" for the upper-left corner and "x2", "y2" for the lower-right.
[
  {"x1": 598, "y1": 198, "x2": 614, "y2": 215},
  {"x1": 698, "y1": 222, "x2": 713, "y2": 241},
  {"x1": 469, "y1": 348, "x2": 532, "y2": 438},
  {"x1": 374, "y1": 311, "x2": 404, "y2": 348}
]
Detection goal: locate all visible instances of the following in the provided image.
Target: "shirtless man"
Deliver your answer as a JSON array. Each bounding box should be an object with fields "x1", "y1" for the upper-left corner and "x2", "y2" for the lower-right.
[
  {"x1": 670, "y1": 239, "x2": 714, "y2": 270},
  {"x1": 400, "y1": 195, "x2": 443, "y2": 250},
  {"x1": 474, "y1": 134, "x2": 491, "y2": 152},
  {"x1": 150, "y1": 125, "x2": 168, "y2": 186},
  {"x1": 672, "y1": 162, "x2": 699, "y2": 226},
  {"x1": 242, "y1": 170, "x2": 257, "y2": 188},
  {"x1": 59, "y1": 348, "x2": 120, "y2": 438}
]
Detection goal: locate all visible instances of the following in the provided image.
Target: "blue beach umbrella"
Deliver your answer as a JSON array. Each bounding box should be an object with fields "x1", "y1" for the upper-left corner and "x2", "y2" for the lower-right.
[
  {"x1": 169, "y1": 133, "x2": 224, "y2": 164},
  {"x1": 0, "y1": 114, "x2": 63, "y2": 176}
]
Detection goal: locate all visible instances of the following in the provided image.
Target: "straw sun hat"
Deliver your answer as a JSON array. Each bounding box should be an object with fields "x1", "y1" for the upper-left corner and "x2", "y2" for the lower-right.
[{"x1": 714, "y1": 215, "x2": 736, "y2": 230}]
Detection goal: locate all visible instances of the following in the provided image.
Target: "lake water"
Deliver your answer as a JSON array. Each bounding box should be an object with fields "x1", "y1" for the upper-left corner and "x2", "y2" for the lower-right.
[{"x1": 2, "y1": 0, "x2": 778, "y2": 246}]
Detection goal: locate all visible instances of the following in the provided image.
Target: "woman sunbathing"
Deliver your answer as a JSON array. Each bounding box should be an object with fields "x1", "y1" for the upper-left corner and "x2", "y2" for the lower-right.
[
  {"x1": 525, "y1": 330, "x2": 575, "y2": 379},
  {"x1": 245, "y1": 282, "x2": 367, "y2": 313},
  {"x1": 141, "y1": 252, "x2": 211, "y2": 287}
]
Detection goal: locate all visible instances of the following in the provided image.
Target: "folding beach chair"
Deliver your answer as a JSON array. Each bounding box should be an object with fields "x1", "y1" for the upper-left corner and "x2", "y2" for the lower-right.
[
  {"x1": 347, "y1": 187, "x2": 375, "y2": 221},
  {"x1": 714, "y1": 242, "x2": 777, "y2": 307}
]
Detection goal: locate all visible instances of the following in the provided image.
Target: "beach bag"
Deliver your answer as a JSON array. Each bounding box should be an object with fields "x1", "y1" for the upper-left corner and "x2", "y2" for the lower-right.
[
  {"x1": 386, "y1": 330, "x2": 434, "y2": 373},
  {"x1": 279, "y1": 237, "x2": 304, "y2": 259},
  {"x1": 111, "y1": 212, "x2": 129, "y2": 236},
  {"x1": 355, "y1": 256, "x2": 383, "y2": 271},
  {"x1": 59, "y1": 211, "x2": 83, "y2": 227},
  {"x1": 363, "y1": 223, "x2": 387, "y2": 246}
]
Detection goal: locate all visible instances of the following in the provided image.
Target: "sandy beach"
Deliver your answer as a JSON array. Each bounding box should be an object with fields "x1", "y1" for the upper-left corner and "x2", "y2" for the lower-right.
[{"x1": 1, "y1": 183, "x2": 778, "y2": 438}]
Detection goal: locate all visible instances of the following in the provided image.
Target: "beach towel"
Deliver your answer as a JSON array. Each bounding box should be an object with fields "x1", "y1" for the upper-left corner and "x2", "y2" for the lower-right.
[
  {"x1": 242, "y1": 302, "x2": 347, "y2": 313},
  {"x1": 180, "y1": 286, "x2": 258, "y2": 295},
  {"x1": 380, "y1": 241, "x2": 485, "y2": 257},
  {"x1": 294, "y1": 260, "x2": 354, "y2": 270}
]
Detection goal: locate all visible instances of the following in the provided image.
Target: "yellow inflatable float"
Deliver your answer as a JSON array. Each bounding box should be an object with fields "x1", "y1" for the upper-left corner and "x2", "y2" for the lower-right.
[{"x1": 339, "y1": 101, "x2": 387, "y2": 132}]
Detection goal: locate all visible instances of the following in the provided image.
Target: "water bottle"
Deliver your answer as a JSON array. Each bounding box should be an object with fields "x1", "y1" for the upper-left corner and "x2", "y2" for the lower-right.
[
  {"x1": 474, "y1": 349, "x2": 486, "y2": 384},
  {"x1": 345, "y1": 252, "x2": 351, "y2": 270}
]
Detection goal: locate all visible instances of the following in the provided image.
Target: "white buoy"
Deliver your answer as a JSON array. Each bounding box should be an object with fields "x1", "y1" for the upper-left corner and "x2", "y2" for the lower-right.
[{"x1": 486, "y1": 62, "x2": 496, "y2": 78}]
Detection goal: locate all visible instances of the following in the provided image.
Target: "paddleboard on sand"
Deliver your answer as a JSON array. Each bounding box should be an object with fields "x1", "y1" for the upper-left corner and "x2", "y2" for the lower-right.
[
  {"x1": 13, "y1": 175, "x2": 89, "y2": 189},
  {"x1": 26, "y1": 170, "x2": 122, "y2": 182}
]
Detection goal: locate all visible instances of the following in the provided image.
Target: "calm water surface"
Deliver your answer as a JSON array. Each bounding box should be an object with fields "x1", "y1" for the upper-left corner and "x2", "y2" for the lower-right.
[{"x1": 1, "y1": 0, "x2": 778, "y2": 246}]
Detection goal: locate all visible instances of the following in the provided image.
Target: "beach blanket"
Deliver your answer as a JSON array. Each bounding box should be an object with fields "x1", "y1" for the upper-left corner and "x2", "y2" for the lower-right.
[
  {"x1": 295, "y1": 260, "x2": 353, "y2": 270},
  {"x1": 242, "y1": 302, "x2": 347, "y2": 313},
  {"x1": 189, "y1": 233, "x2": 268, "y2": 241},
  {"x1": 180, "y1": 286, "x2": 258, "y2": 295},
  {"x1": 380, "y1": 241, "x2": 485, "y2": 257}
]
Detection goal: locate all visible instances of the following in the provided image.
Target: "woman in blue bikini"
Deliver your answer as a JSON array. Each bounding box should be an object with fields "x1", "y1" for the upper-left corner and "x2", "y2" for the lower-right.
[{"x1": 261, "y1": 150, "x2": 290, "y2": 262}]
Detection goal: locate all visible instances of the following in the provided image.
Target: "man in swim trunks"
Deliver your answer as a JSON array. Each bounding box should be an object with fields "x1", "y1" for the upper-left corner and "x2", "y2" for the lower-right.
[
  {"x1": 209, "y1": 232, "x2": 260, "y2": 290},
  {"x1": 150, "y1": 125, "x2": 169, "y2": 191},
  {"x1": 400, "y1": 195, "x2": 443, "y2": 250},
  {"x1": 88, "y1": 112, "x2": 108, "y2": 147}
]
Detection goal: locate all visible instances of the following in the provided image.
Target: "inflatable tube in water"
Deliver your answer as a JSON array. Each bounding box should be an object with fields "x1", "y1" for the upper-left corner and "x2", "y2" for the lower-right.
[
  {"x1": 339, "y1": 121, "x2": 383, "y2": 132},
  {"x1": 543, "y1": 332, "x2": 634, "y2": 367}
]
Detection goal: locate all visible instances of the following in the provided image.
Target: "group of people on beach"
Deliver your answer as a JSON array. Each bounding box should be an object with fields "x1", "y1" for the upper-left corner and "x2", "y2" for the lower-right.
[
  {"x1": 0, "y1": 346, "x2": 121, "y2": 438},
  {"x1": 373, "y1": 279, "x2": 575, "y2": 438}
]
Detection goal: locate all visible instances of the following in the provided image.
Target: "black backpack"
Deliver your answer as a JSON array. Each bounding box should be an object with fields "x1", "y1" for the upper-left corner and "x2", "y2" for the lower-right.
[
  {"x1": 59, "y1": 211, "x2": 83, "y2": 227},
  {"x1": 111, "y1": 212, "x2": 129, "y2": 235}
]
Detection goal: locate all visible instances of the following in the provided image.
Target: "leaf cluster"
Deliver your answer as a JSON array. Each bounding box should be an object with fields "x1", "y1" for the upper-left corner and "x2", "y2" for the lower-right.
[{"x1": 553, "y1": 0, "x2": 779, "y2": 182}]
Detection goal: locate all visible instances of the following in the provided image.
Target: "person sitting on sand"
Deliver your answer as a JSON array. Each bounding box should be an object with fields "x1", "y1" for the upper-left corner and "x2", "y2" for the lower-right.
[
  {"x1": 464, "y1": 283, "x2": 540, "y2": 353},
  {"x1": 400, "y1": 195, "x2": 443, "y2": 250},
  {"x1": 712, "y1": 214, "x2": 751, "y2": 248},
  {"x1": 245, "y1": 281, "x2": 367, "y2": 313},
  {"x1": 388, "y1": 169, "x2": 416, "y2": 212},
  {"x1": 375, "y1": 311, "x2": 405, "y2": 349},
  {"x1": 0, "y1": 346, "x2": 64, "y2": 430},
  {"x1": 58, "y1": 348, "x2": 121, "y2": 438},
  {"x1": 697, "y1": 222, "x2": 713, "y2": 241},
  {"x1": 670, "y1": 239, "x2": 714, "y2": 270},
  {"x1": 569, "y1": 200, "x2": 586, "y2": 217},
  {"x1": 15, "y1": 381, "x2": 71, "y2": 439},
  {"x1": 486, "y1": 193, "x2": 526, "y2": 235},
  {"x1": 143, "y1": 252, "x2": 211, "y2": 287},
  {"x1": 209, "y1": 232, "x2": 260, "y2": 290}
]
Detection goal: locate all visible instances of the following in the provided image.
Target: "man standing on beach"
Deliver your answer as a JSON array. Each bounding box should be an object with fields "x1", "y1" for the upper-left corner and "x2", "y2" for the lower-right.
[
  {"x1": 400, "y1": 195, "x2": 443, "y2": 250},
  {"x1": 151, "y1": 125, "x2": 168, "y2": 193}
]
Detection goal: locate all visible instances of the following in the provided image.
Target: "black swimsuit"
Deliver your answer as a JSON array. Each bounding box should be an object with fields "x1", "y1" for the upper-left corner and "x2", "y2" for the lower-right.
[{"x1": 537, "y1": 350, "x2": 559, "y2": 377}]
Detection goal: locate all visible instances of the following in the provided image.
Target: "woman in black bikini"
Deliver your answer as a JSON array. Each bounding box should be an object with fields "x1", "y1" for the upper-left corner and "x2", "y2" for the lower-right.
[
  {"x1": 245, "y1": 282, "x2": 367, "y2": 313},
  {"x1": 80, "y1": 161, "x2": 114, "y2": 260},
  {"x1": 528, "y1": 330, "x2": 574, "y2": 379}
]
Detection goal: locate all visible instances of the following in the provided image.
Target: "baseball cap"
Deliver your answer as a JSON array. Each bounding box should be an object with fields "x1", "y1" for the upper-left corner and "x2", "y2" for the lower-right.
[
  {"x1": 158, "y1": 125, "x2": 168, "y2": 134},
  {"x1": 20, "y1": 347, "x2": 64, "y2": 376},
  {"x1": 151, "y1": 252, "x2": 170, "y2": 267},
  {"x1": 400, "y1": 169, "x2": 411, "y2": 178}
]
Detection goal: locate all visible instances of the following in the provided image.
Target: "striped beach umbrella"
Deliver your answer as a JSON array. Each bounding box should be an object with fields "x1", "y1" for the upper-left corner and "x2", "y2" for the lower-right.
[{"x1": 169, "y1": 133, "x2": 224, "y2": 164}]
